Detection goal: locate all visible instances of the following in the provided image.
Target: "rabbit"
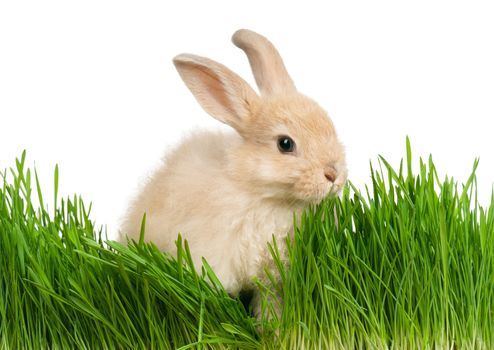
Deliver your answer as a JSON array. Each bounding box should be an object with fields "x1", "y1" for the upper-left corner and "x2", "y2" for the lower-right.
[{"x1": 119, "y1": 29, "x2": 347, "y2": 318}]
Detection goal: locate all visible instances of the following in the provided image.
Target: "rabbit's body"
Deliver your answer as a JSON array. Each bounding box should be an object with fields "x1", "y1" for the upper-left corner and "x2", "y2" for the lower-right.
[
  {"x1": 120, "y1": 29, "x2": 347, "y2": 315},
  {"x1": 121, "y1": 130, "x2": 297, "y2": 294}
]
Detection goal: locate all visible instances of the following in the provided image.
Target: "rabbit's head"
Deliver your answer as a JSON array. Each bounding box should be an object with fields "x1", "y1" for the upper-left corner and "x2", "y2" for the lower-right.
[{"x1": 173, "y1": 29, "x2": 347, "y2": 204}]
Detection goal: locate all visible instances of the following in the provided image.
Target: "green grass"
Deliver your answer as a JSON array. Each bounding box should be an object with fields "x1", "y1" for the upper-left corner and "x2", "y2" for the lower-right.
[{"x1": 1, "y1": 139, "x2": 493, "y2": 349}]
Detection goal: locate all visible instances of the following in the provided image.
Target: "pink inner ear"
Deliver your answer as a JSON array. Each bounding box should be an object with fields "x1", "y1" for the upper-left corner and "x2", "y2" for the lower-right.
[
  {"x1": 178, "y1": 62, "x2": 235, "y2": 122},
  {"x1": 188, "y1": 64, "x2": 236, "y2": 118}
]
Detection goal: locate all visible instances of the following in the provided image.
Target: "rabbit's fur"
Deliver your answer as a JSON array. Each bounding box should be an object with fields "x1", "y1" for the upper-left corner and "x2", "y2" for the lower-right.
[{"x1": 119, "y1": 29, "x2": 347, "y2": 316}]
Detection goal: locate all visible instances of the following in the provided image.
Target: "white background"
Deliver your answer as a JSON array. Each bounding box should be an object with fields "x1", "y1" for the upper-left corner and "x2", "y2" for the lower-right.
[{"x1": 1, "y1": 1, "x2": 493, "y2": 238}]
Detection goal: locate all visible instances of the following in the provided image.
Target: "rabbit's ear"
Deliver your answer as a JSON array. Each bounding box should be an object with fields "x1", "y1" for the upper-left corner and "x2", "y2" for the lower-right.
[
  {"x1": 173, "y1": 54, "x2": 259, "y2": 131},
  {"x1": 232, "y1": 29, "x2": 295, "y2": 96}
]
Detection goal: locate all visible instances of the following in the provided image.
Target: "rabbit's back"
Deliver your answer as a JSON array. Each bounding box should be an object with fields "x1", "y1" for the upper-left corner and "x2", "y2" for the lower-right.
[{"x1": 120, "y1": 130, "x2": 236, "y2": 244}]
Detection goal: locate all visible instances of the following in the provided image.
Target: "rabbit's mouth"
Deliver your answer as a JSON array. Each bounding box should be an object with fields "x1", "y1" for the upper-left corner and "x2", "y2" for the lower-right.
[
  {"x1": 289, "y1": 166, "x2": 347, "y2": 205},
  {"x1": 318, "y1": 183, "x2": 342, "y2": 203},
  {"x1": 291, "y1": 183, "x2": 339, "y2": 206}
]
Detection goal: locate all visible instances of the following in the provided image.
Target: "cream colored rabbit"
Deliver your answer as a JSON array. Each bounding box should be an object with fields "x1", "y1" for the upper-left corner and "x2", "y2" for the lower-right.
[{"x1": 119, "y1": 29, "x2": 347, "y2": 316}]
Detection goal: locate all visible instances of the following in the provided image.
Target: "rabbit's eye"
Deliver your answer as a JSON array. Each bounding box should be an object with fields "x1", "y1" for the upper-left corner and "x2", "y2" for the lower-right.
[{"x1": 277, "y1": 136, "x2": 295, "y2": 153}]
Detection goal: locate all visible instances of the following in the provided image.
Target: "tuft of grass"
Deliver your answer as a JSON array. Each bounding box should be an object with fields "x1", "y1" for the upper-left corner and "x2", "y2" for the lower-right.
[
  {"x1": 0, "y1": 151, "x2": 258, "y2": 349},
  {"x1": 1, "y1": 139, "x2": 493, "y2": 349},
  {"x1": 275, "y1": 138, "x2": 493, "y2": 349}
]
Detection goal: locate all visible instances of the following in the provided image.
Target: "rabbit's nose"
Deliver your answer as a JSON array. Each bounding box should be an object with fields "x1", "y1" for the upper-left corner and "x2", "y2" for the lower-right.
[{"x1": 324, "y1": 168, "x2": 337, "y2": 183}]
